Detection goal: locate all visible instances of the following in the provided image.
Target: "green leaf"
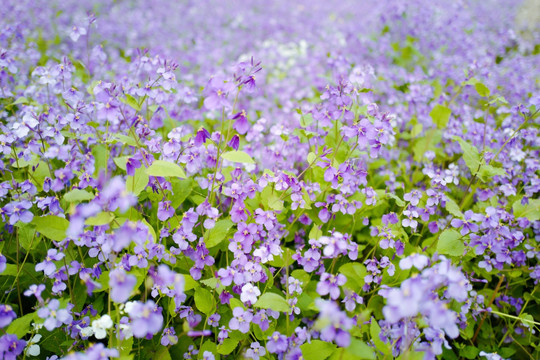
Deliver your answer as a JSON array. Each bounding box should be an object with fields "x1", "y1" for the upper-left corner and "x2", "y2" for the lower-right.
[
  {"x1": 309, "y1": 226, "x2": 323, "y2": 240},
  {"x1": 199, "y1": 340, "x2": 220, "y2": 360},
  {"x1": 85, "y1": 212, "x2": 115, "y2": 226},
  {"x1": 145, "y1": 160, "x2": 186, "y2": 178},
  {"x1": 512, "y1": 198, "x2": 540, "y2": 221},
  {"x1": 6, "y1": 312, "x2": 36, "y2": 338},
  {"x1": 478, "y1": 164, "x2": 506, "y2": 182},
  {"x1": 64, "y1": 189, "x2": 94, "y2": 203},
  {"x1": 183, "y1": 274, "x2": 198, "y2": 291},
  {"x1": 153, "y1": 347, "x2": 172, "y2": 360},
  {"x1": 459, "y1": 346, "x2": 480, "y2": 359},
  {"x1": 221, "y1": 151, "x2": 255, "y2": 164},
  {"x1": 15, "y1": 222, "x2": 37, "y2": 251},
  {"x1": 370, "y1": 318, "x2": 391, "y2": 355},
  {"x1": 171, "y1": 179, "x2": 193, "y2": 208},
  {"x1": 387, "y1": 193, "x2": 405, "y2": 207},
  {"x1": 121, "y1": 94, "x2": 142, "y2": 112},
  {"x1": 340, "y1": 263, "x2": 366, "y2": 291},
  {"x1": 11, "y1": 97, "x2": 29, "y2": 105},
  {"x1": 254, "y1": 292, "x2": 289, "y2": 312},
  {"x1": 91, "y1": 145, "x2": 109, "y2": 177},
  {"x1": 346, "y1": 338, "x2": 376, "y2": 359},
  {"x1": 453, "y1": 136, "x2": 481, "y2": 175},
  {"x1": 32, "y1": 215, "x2": 69, "y2": 241},
  {"x1": 413, "y1": 129, "x2": 441, "y2": 162},
  {"x1": 307, "y1": 152, "x2": 317, "y2": 164},
  {"x1": 445, "y1": 196, "x2": 464, "y2": 219},
  {"x1": 110, "y1": 134, "x2": 138, "y2": 147},
  {"x1": 126, "y1": 167, "x2": 149, "y2": 196},
  {"x1": 194, "y1": 287, "x2": 215, "y2": 315},
  {"x1": 113, "y1": 156, "x2": 129, "y2": 170},
  {"x1": 430, "y1": 104, "x2": 452, "y2": 129},
  {"x1": 300, "y1": 340, "x2": 336, "y2": 360},
  {"x1": 474, "y1": 83, "x2": 490, "y2": 97},
  {"x1": 204, "y1": 219, "x2": 234, "y2": 248},
  {"x1": 217, "y1": 338, "x2": 239, "y2": 355},
  {"x1": 267, "y1": 193, "x2": 284, "y2": 211},
  {"x1": 437, "y1": 229, "x2": 464, "y2": 256}
]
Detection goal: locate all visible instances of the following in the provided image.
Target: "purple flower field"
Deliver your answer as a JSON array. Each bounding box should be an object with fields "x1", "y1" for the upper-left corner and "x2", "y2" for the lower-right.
[{"x1": 0, "y1": 0, "x2": 539, "y2": 359}]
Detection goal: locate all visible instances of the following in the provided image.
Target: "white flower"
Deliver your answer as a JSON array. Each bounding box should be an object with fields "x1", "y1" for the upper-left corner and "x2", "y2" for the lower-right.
[
  {"x1": 79, "y1": 325, "x2": 94, "y2": 338},
  {"x1": 12, "y1": 114, "x2": 38, "y2": 138},
  {"x1": 91, "y1": 315, "x2": 113, "y2": 339},
  {"x1": 25, "y1": 334, "x2": 42, "y2": 356},
  {"x1": 119, "y1": 323, "x2": 133, "y2": 339},
  {"x1": 240, "y1": 283, "x2": 261, "y2": 304}
]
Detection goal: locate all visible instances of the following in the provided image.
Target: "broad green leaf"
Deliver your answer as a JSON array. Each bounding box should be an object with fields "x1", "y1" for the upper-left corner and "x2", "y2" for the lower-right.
[
  {"x1": 126, "y1": 167, "x2": 149, "y2": 196},
  {"x1": 194, "y1": 287, "x2": 215, "y2": 315},
  {"x1": 64, "y1": 189, "x2": 94, "y2": 203},
  {"x1": 309, "y1": 226, "x2": 323, "y2": 240},
  {"x1": 204, "y1": 219, "x2": 234, "y2": 248},
  {"x1": 478, "y1": 164, "x2": 506, "y2": 182},
  {"x1": 171, "y1": 179, "x2": 193, "y2": 208},
  {"x1": 267, "y1": 193, "x2": 284, "y2": 211},
  {"x1": 91, "y1": 145, "x2": 109, "y2": 177},
  {"x1": 6, "y1": 312, "x2": 36, "y2": 338},
  {"x1": 11, "y1": 97, "x2": 29, "y2": 105},
  {"x1": 437, "y1": 229, "x2": 464, "y2": 256},
  {"x1": 121, "y1": 94, "x2": 142, "y2": 112},
  {"x1": 445, "y1": 196, "x2": 464, "y2": 219},
  {"x1": 32, "y1": 215, "x2": 69, "y2": 241},
  {"x1": 387, "y1": 193, "x2": 405, "y2": 207},
  {"x1": 300, "y1": 340, "x2": 336, "y2": 360},
  {"x1": 453, "y1": 136, "x2": 481, "y2": 175},
  {"x1": 430, "y1": 104, "x2": 452, "y2": 129},
  {"x1": 146, "y1": 160, "x2": 186, "y2": 178},
  {"x1": 217, "y1": 338, "x2": 239, "y2": 355},
  {"x1": 199, "y1": 340, "x2": 219, "y2": 360},
  {"x1": 307, "y1": 152, "x2": 317, "y2": 164},
  {"x1": 113, "y1": 156, "x2": 129, "y2": 170},
  {"x1": 183, "y1": 274, "x2": 198, "y2": 291},
  {"x1": 109, "y1": 134, "x2": 138, "y2": 147},
  {"x1": 339, "y1": 263, "x2": 366, "y2": 291},
  {"x1": 15, "y1": 222, "x2": 37, "y2": 251},
  {"x1": 154, "y1": 347, "x2": 172, "y2": 360},
  {"x1": 254, "y1": 292, "x2": 289, "y2": 312},
  {"x1": 413, "y1": 129, "x2": 441, "y2": 162},
  {"x1": 370, "y1": 318, "x2": 391, "y2": 355},
  {"x1": 221, "y1": 151, "x2": 255, "y2": 164},
  {"x1": 512, "y1": 199, "x2": 540, "y2": 221},
  {"x1": 346, "y1": 338, "x2": 376, "y2": 360},
  {"x1": 474, "y1": 83, "x2": 490, "y2": 97},
  {"x1": 85, "y1": 212, "x2": 115, "y2": 226},
  {"x1": 459, "y1": 345, "x2": 480, "y2": 359}
]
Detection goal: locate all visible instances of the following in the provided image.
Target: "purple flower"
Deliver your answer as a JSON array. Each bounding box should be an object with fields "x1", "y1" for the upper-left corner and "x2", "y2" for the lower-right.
[
  {"x1": 109, "y1": 268, "x2": 137, "y2": 303},
  {"x1": 158, "y1": 201, "x2": 175, "y2": 221},
  {"x1": 402, "y1": 210, "x2": 419, "y2": 230},
  {"x1": 35, "y1": 249, "x2": 65, "y2": 276},
  {"x1": 229, "y1": 307, "x2": 252, "y2": 334},
  {"x1": 3, "y1": 200, "x2": 33, "y2": 225},
  {"x1": 0, "y1": 254, "x2": 6, "y2": 274},
  {"x1": 315, "y1": 299, "x2": 354, "y2": 347},
  {"x1": 228, "y1": 135, "x2": 240, "y2": 151},
  {"x1": 399, "y1": 254, "x2": 429, "y2": 270},
  {"x1": 126, "y1": 300, "x2": 163, "y2": 338},
  {"x1": 37, "y1": 299, "x2": 73, "y2": 331},
  {"x1": 0, "y1": 305, "x2": 16, "y2": 328},
  {"x1": 0, "y1": 334, "x2": 26, "y2": 360},
  {"x1": 245, "y1": 341, "x2": 266, "y2": 360},
  {"x1": 404, "y1": 190, "x2": 422, "y2": 206},
  {"x1": 161, "y1": 327, "x2": 178, "y2": 346},
  {"x1": 317, "y1": 272, "x2": 346, "y2": 299},
  {"x1": 267, "y1": 332, "x2": 288, "y2": 354}
]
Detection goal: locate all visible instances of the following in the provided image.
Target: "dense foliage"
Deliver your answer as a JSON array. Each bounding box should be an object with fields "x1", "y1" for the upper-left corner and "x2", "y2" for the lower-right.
[{"x1": 0, "y1": 0, "x2": 539, "y2": 359}]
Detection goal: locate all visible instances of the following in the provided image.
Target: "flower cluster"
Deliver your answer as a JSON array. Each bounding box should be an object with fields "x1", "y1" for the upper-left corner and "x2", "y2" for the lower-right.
[{"x1": 0, "y1": 0, "x2": 538, "y2": 359}]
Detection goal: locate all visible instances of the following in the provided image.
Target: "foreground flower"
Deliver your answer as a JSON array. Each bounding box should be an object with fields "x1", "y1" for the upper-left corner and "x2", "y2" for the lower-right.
[{"x1": 125, "y1": 300, "x2": 163, "y2": 338}]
